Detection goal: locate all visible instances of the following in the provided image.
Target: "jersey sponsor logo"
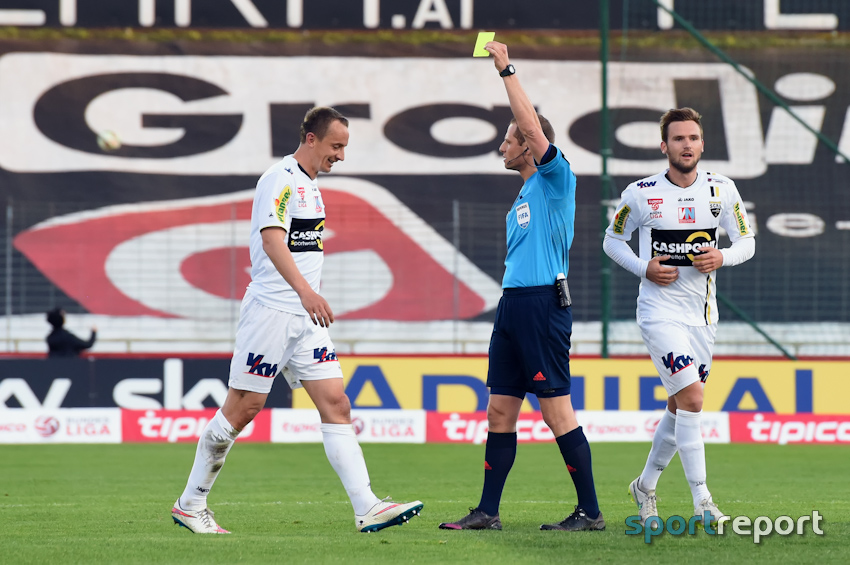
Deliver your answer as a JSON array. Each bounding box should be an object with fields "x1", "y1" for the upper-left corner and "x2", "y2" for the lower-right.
[
  {"x1": 515, "y1": 202, "x2": 530, "y2": 229},
  {"x1": 313, "y1": 347, "x2": 338, "y2": 363},
  {"x1": 661, "y1": 352, "x2": 694, "y2": 375},
  {"x1": 650, "y1": 212, "x2": 663, "y2": 219},
  {"x1": 650, "y1": 228, "x2": 717, "y2": 266},
  {"x1": 314, "y1": 196, "x2": 323, "y2": 213},
  {"x1": 637, "y1": 181, "x2": 656, "y2": 188},
  {"x1": 698, "y1": 364, "x2": 710, "y2": 383},
  {"x1": 647, "y1": 198, "x2": 663, "y2": 211},
  {"x1": 707, "y1": 177, "x2": 728, "y2": 184},
  {"x1": 275, "y1": 185, "x2": 292, "y2": 222},
  {"x1": 246, "y1": 352, "x2": 278, "y2": 377},
  {"x1": 613, "y1": 204, "x2": 631, "y2": 235},
  {"x1": 678, "y1": 197, "x2": 694, "y2": 202},
  {"x1": 734, "y1": 202, "x2": 750, "y2": 235},
  {"x1": 287, "y1": 218, "x2": 325, "y2": 252},
  {"x1": 709, "y1": 201, "x2": 721, "y2": 218},
  {"x1": 678, "y1": 207, "x2": 695, "y2": 223}
]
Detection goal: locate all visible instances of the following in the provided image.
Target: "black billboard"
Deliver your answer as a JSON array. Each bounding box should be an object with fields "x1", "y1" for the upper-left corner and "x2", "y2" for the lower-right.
[{"x1": 2, "y1": 1, "x2": 850, "y2": 31}]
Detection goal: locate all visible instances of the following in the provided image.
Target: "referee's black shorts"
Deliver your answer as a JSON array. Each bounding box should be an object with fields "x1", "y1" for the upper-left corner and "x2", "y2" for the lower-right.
[{"x1": 486, "y1": 285, "x2": 572, "y2": 398}]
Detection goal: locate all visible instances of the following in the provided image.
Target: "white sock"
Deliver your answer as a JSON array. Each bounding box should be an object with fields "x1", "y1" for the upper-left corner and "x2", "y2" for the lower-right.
[
  {"x1": 179, "y1": 409, "x2": 239, "y2": 511},
  {"x1": 675, "y1": 409, "x2": 711, "y2": 507},
  {"x1": 639, "y1": 408, "x2": 677, "y2": 491},
  {"x1": 321, "y1": 423, "x2": 381, "y2": 515}
]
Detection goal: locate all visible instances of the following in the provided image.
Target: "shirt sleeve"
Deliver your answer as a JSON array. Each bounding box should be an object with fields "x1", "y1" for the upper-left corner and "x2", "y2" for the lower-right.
[
  {"x1": 720, "y1": 237, "x2": 755, "y2": 267},
  {"x1": 605, "y1": 185, "x2": 640, "y2": 240},
  {"x1": 257, "y1": 169, "x2": 296, "y2": 233},
  {"x1": 603, "y1": 233, "x2": 648, "y2": 278},
  {"x1": 536, "y1": 145, "x2": 576, "y2": 201}
]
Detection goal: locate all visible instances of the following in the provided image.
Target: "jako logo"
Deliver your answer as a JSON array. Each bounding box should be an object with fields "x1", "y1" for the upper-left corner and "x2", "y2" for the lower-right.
[
  {"x1": 637, "y1": 181, "x2": 657, "y2": 188},
  {"x1": 313, "y1": 347, "x2": 338, "y2": 363},
  {"x1": 246, "y1": 352, "x2": 278, "y2": 377},
  {"x1": 661, "y1": 352, "x2": 693, "y2": 374}
]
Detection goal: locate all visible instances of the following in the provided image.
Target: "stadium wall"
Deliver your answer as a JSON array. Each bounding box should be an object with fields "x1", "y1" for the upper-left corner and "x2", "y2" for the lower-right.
[
  {"x1": 4, "y1": 0, "x2": 850, "y2": 31},
  {"x1": 0, "y1": 40, "x2": 848, "y2": 356}
]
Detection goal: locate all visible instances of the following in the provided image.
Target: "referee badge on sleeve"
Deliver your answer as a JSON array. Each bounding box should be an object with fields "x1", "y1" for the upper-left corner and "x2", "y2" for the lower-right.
[{"x1": 515, "y1": 202, "x2": 530, "y2": 229}]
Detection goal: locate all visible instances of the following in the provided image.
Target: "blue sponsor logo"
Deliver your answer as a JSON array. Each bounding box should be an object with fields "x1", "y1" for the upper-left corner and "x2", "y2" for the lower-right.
[
  {"x1": 246, "y1": 352, "x2": 278, "y2": 377},
  {"x1": 661, "y1": 352, "x2": 693, "y2": 375},
  {"x1": 314, "y1": 347, "x2": 338, "y2": 363},
  {"x1": 637, "y1": 181, "x2": 657, "y2": 188}
]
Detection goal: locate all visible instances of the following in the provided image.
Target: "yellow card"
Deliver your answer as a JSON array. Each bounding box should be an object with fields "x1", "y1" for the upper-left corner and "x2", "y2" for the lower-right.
[{"x1": 473, "y1": 31, "x2": 495, "y2": 57}]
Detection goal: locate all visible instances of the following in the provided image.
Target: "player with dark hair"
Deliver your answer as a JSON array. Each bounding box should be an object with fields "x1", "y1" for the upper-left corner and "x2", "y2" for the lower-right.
[
  {"x1": 604, "y1": 107, "x2": 755, "y2": 527},
  {"x1": 171, "y1": 106, "x2": 422, "y2": 534},
  {"x1": 45, "y1": 307, "x2": 96, "y2": 357},
  {"x1": 439, "y1": 41, "x2": 604, "y2": 532}
]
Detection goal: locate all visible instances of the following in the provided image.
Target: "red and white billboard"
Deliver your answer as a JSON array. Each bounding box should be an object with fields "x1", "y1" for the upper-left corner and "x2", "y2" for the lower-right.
[
  {"x1": 426, "y1": 411, "x2": 730, "y2": 444},
  {"x1": 271, "y1": 409, "x2": 425, "y2": 443},
  {"x1": 730, "y1": 413, "x2": 850, "y2": 445},
  {"x1": 121, "y1": 409, "x2": 271, "y2": 443},
  {"x1": 0, "y1": 409, "x2": 121, "y2": 444}
]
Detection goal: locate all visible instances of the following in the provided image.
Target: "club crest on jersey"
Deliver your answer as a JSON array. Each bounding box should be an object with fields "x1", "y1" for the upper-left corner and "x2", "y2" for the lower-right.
[
  {"x1": 613, "y1": 204, "x2": 630, "y2": 235},
  {"x1": 245, "y1": 352, "x2": 278, "y2": 377},
  {"x1": 678, "y1": 207, "x2": 695, "y2": 223},
  {"x1": 648, "y1": 198, "x2": 663, "y2": 211},
  {"x1": 515, "y1": 202, "x2": 530, "y2": 229},
  {"x1": 710, "y1": 201, "x2": 721, "y2": 218},
  {"x1": 275, "y1": 185, "x2": 292, "y2": 222}
]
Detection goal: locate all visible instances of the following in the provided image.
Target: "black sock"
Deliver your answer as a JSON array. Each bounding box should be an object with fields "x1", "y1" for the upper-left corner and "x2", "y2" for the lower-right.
[
  {"x1": 556, "y1": 426, "x2": 600, "y2": 519},
  {"x1": 476, "y1": 432, "x2": 517, "y2": 516}
]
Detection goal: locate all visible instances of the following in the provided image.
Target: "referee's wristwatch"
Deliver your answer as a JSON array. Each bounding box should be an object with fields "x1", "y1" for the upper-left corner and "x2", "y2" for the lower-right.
[{"x1": 499, "y1": 64, "x2": 516, "y2": 77}]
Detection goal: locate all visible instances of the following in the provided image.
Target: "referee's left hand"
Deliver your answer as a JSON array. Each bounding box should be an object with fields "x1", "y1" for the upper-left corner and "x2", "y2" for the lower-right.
[{"x1": 692, "y1": 246, "x2": 723, "y2": 273}]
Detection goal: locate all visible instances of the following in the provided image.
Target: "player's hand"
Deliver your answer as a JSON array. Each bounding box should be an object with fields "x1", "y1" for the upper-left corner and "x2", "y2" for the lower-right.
[
  {"x1": 91, "y1": 325, "x2": 98, "y2": 332},
  {"x1": 484, "y1": 41, "x2": 510, "y2": 73},
  {"x1": 300, "y1": 291, "x2": 334, "y2": 327},
  {"x1": 646, "y1": 255, "x2": 679, "y2": 286},
  {"x1": 692, "y1": 246, "x2": 723, "y2": 273}
]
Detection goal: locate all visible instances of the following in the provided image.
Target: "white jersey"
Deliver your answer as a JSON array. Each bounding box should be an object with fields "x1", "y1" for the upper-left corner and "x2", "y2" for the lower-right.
[
  {"x1": 606, "y1": 169, "x2": 754, "y2": 325},
  {"x1": 246, "y1": 155, "x2": 326, "y2": 314}
]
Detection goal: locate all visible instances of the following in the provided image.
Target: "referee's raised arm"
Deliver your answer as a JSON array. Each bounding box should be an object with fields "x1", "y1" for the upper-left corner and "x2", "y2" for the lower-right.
[{"x1": 484, "y1": 41, "x2": 549, "y2": 164}]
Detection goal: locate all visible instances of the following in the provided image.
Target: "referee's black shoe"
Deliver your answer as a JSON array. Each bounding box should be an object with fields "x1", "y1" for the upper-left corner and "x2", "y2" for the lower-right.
[
  {"x1": 439, "y1": 507, "x2": 502, "y2": 530},
  {"x1": 540, "y1": 506, "x2": 606, "y2": 531}
]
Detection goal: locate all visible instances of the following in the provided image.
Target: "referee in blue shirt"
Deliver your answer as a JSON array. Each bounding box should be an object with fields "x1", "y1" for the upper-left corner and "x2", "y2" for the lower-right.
[{"x1": 439, "y1": 41, "x2": 604, "y2": 532}]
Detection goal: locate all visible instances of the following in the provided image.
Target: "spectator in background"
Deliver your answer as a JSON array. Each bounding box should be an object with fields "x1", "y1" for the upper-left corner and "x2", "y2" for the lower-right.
[{"x1": 46, "y1": 308, "x2": 96, "y2": 357}]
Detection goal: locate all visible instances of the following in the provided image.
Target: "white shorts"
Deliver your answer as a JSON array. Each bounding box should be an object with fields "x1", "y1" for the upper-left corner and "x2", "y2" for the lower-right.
[
  {"x1": 638, "y1": 318, "x2": 717, "y2": 396},
  {"x1": 228, "y1": 293, "x2": 342, "y2": 394}
]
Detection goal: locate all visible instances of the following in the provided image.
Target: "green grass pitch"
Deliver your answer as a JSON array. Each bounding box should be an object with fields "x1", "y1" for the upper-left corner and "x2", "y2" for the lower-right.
[{"x1": 0, "y1": 442, "x2": 847, "y2": 564}]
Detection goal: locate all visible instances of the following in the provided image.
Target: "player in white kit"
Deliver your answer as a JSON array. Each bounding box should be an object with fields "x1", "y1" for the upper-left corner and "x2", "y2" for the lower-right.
[
  {"x1": 171, "y1": 107, "x2": 422, "y2": 534},
  {"x1": 603, "y1": 108, "x2": 755, "y2": 527}
]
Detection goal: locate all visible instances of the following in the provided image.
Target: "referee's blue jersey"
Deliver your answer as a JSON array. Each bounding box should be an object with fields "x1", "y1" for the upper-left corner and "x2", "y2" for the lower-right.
[{"x1": 502, "y1": 144, "x2": 576, "y2": 288}]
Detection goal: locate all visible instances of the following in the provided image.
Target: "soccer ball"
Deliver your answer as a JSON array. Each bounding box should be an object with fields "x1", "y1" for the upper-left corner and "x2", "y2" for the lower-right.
[{"x1": 96, "y1": 130, "x2": 122, "y2": 152}]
